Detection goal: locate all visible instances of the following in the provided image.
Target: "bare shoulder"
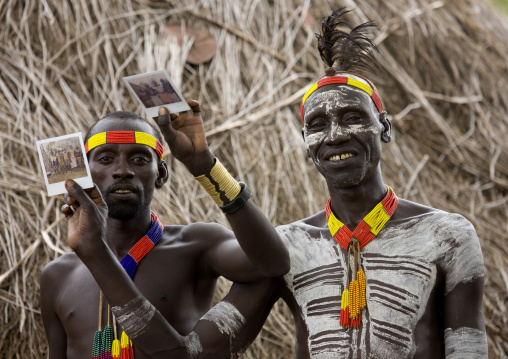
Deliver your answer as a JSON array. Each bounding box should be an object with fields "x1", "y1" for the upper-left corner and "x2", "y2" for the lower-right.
[
  {"x1": 287, "y1": 209, "x2": 327, "y2": 230},
  {"x1": 40, "y1": 253, "x2": 81, "y2": 295},
  {"x1": 41, "y1": 253, "x2": 80, "y2": 279},
  {"x1": 158, "y1": 222, "x2": 233, "y2": 248},
  {"x1": 392, "y1": 198, "x2": 444, "y2": 221}
]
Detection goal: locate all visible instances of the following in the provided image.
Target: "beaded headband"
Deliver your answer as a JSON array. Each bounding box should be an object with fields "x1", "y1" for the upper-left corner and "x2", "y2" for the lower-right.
[
  {"x1": 300, "y1": 72, "x2": 383, "y2": 121},
  {"x1": 85, "y1": 131, "x2": 164, "y2": 160}
]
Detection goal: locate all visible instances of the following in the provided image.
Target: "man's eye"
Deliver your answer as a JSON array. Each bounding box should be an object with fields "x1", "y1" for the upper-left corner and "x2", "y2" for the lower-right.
[
  {"x1": 345, "y1": 115, "x2": 362, "y2": 123},
  {"x1": 98, "y1": 156, "x2": 112, "y2": 163},
  {"x1": 308, "y1": 120, "x2": 326, "y2": 129},
  {"x1": 132, "y1": 157, "x2": 149, "y2": 164}
]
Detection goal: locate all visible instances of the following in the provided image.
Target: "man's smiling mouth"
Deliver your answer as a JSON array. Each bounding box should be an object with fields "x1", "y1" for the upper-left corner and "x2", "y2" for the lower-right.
[{"x1": 329, "y1": 153, "x2": 355, "y2": 161}]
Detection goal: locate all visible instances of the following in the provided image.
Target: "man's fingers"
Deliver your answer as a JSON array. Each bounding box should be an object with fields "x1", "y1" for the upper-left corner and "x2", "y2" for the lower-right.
[
  {"x1": 188, "y1": 100, "x2": 201, "y2": 115},
  {"x1": 61, "y1": 204, "x2": 75, "y2": 219},
  {"x1": 157, "y1": 107, "x2": 178, "y2": 145},
  {"x1": 65, "y1": 180, "x2": 99, "y2": 210},
  {"x1": 85, "y1": 184, "x2": 108, "y2": 208}
]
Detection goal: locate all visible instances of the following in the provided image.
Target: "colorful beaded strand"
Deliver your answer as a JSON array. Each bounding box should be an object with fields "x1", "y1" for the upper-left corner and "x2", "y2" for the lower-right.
[
  {"x1": 92, "y1": 212, "x2": 164, "y2": 358},
  {"x1": 326, "y1": 186, "x2": 399, "y2": 328}
]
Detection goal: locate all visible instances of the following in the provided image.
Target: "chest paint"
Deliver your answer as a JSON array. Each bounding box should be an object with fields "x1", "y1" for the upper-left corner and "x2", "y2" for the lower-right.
[{"x1": 276, "y1": 212, "x2": 484, "y2": 358}]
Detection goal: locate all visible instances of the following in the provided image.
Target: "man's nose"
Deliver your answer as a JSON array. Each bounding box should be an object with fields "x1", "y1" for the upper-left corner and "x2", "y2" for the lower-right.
[
  {"x1": 326, "y1": 122, "x2": 350, "y2": 143},
  {"x1": 112, "y1": 159, "x2": 134, "y2": 179}
]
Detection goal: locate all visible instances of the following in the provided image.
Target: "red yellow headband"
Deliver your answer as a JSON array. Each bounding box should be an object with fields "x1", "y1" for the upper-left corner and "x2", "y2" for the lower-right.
[
  {"x1": 85, "y1": 131, "x2": 164, "y2": 160},
  {"x1": 300, "y1": 74, "x2": 383, "y2": 121}
]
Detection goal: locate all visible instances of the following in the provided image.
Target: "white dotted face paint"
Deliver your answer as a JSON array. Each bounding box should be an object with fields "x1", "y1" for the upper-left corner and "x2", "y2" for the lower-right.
[
  {"x1": 111, "y1": 296, "x2": 156, "y2": 339},
  {"x1": 444, "y1": 327, "x2": 488, "y2": 358}
]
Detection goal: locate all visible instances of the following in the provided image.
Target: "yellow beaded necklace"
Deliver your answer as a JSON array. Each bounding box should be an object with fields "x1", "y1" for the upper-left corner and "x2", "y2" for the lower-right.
[{"x1": 325, "y1": 186, "x2": 398, "y2": 328}]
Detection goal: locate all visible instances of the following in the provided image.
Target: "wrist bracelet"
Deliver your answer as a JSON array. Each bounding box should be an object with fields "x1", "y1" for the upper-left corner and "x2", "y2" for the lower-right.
[
  {"x1": 219, "y1": 182, "x2": 252, "y2": 214},
  {"x1": 194, "y1": 158, "x2": 242, "y2": 206}
]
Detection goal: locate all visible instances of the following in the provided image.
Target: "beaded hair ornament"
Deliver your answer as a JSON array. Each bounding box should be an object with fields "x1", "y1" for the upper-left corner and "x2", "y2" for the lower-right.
[
  {"x1": 300, "y1": 8, "x2": 383, "y2": 121},
  {"x1": 85, "y1": 131, "x2": 164, "y2": 160}
]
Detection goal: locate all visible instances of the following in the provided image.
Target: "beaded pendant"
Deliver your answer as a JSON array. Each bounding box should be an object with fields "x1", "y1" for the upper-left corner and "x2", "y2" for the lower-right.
[
  {"x1": 326, "y1": 186, "x2": 398, "y2": 328},
  {"x1": 92, "y1": 211, "x2": 163, "y2": 359}
]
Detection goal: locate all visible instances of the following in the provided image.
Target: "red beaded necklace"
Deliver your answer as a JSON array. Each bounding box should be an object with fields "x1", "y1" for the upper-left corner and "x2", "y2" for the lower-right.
[{"x1": 325, "y1": 186, "x2": 398, "y2": 328}]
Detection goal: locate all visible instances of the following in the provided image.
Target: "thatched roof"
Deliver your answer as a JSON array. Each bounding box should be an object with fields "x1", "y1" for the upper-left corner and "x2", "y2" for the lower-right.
[{"x1": 1, "y1": 0, "x2": 507, "y2": 357}]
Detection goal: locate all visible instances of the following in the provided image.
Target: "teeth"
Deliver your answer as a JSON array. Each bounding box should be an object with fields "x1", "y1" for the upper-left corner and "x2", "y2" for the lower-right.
[
  {"x1": 329, "y1": 153, "x2": 354, "y2": 161},
  {"x1": 115, "y1": 189, "x2": 132, "y2": 193}
]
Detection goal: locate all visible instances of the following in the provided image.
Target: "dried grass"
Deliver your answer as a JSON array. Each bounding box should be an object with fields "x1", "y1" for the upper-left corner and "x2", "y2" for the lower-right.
[{"x1": 1, "y1": 0, "x2": 507, "y2": 357}]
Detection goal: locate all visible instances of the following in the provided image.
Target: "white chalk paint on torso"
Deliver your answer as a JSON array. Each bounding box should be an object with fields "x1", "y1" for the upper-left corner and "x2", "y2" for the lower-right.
[{"x1": 276, "y1": 212, "x2": 484, "y2": 359}]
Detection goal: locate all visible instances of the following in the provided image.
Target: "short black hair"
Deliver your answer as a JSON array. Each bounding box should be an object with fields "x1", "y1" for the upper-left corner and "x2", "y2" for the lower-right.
[{"x1": 84, "y1": 111, "x2": 164, "y2": 144}]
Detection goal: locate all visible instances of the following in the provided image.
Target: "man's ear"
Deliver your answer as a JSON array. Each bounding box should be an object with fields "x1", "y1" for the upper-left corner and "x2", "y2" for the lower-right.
[
  {"x1": 380, "y1": 112, "x2": 392, "y2": 143},
  {"x1": 155, "y1": 160, "x2": 169, "y2": 189}
]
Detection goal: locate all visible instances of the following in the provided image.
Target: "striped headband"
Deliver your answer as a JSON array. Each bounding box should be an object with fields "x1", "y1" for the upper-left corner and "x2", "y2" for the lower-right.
[
  {"x1": 85, "y1": 131, "x2": 164, "y2": 160},
  {"x1": 300, "y1": 73, "x2": 383, "y2": 121}
]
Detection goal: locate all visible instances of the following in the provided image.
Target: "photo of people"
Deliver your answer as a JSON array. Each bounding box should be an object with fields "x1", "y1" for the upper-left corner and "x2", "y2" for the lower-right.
[
  {"x1": 36, "y1": 133, "x2": 93, "y2": 196},
  {"x1": 123, "y1": 70, "x2": 190, "y2": 117}
]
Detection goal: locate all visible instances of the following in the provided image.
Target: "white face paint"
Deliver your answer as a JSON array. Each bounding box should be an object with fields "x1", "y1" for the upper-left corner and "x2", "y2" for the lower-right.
[
  {"x1": 111, "y1": 296, "x2": 156, "y2": 339},
  {"x1": 303, "y1": 89, "x2": 380, "y2": 151},
  {"x1": 444, "y1": 327, "x2": 488, "y2": 358},
  {"x1": 276, "y1": 212, "x2": 484, "y2": 358}
]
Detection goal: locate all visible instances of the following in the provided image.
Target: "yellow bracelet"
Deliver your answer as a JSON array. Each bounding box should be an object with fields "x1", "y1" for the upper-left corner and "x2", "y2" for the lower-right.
[{"x1": 194, "y1": 158, "x2": 241, "y2": 206}]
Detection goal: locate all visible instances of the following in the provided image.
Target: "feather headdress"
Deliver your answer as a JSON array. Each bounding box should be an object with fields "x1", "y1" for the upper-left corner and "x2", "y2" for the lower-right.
[
  {"x1": 315, "y1": 8, "x2": 378, "y2": 75},
  {"x1": 299, "y1": 8, "x2": 383, "y2": 121}
]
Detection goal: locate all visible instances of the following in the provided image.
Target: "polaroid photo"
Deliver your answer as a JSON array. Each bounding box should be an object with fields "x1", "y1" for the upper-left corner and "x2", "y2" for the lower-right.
[
  {"x1": 36, "y1": 132, "x2": 93, "y2": 196},
  {"x1": 123, "y1": 69, "x2": 191, "y2": 118}
]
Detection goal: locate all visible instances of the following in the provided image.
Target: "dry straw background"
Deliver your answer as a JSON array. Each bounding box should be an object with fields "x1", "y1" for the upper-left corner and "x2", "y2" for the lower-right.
[{"x1": 1, "y1": 0, "x2": 508, "y2": 357}]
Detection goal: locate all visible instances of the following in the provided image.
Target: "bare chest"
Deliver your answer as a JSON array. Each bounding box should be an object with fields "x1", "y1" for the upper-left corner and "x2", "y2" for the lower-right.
[
  {"x1": 281, "y1": 225, "x2": 442, "y2": 359},
  {"x1": 55, "y1": 251, "x2": 215, "y2": 358}
]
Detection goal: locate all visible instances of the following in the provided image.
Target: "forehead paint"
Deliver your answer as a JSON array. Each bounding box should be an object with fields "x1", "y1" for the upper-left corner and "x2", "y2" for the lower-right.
[
  {"x1": 111, "y1": 296, "x2": 156, "y2": 339},
  {"x1": 304, "y1": 88, "x2": 369, "y2": 119},
  {"x1": 444, "y1": 327, "x2": 488, "y2": 357},
  {"x1": 184, "y1": 332, "x2": 203, "y2": 359},
  {"x1": 201, "y1": 301, "x2": 245, "y2": 336}
]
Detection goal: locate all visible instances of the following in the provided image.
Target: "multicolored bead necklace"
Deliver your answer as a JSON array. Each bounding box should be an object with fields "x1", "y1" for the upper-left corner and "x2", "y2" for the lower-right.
[
  {"x1": 92, "y1": 211, "x2": 164, "y2": 359},
  {"x1": 325, "y1": 186, "x2": 398, "y2": 328}
]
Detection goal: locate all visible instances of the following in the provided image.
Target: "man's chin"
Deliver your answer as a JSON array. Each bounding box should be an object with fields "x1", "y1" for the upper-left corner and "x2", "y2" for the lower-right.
[{"x1": 107, "y1": 204, "x2": 145, "y2": 220}]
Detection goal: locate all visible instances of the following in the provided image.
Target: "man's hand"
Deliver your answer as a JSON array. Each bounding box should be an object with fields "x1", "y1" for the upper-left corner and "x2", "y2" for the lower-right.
[
  {"x1": 61, "y1": 180, "x2": 108, "y2": 259},
  {"x1": 154, "y1": 100, "x2": 215, "y2": 176}
]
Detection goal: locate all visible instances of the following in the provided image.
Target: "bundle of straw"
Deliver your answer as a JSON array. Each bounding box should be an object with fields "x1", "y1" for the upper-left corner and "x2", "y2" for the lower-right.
[{"x1": 0, "y1": 0, "x2": 507, "y2": 357}]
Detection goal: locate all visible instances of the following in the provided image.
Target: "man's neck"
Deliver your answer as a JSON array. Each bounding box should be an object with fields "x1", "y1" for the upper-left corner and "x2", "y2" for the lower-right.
[
  {"x1": 105, "y1": 209, "x2": 153, "y2": 259},
  {"x1": 327, "y1": 173, "x2": 387, "y2": 229}
]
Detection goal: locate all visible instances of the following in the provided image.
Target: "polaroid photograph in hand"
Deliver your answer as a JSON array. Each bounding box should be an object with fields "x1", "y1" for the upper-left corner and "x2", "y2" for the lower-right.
[
  {"x1": 123, "y1": 69, "x2": 191, "y2": 118},
  {"x1": 36, "y1": 132, "x2": 93, "y2": 196}
]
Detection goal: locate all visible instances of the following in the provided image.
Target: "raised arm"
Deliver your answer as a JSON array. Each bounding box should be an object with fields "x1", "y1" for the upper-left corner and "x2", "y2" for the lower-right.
[
  {"x1": 155, "y1": 101, "x2": 289, "y2": 279},
  {"x1": 440, "y1": 216, "x2": 488, "y2": 358}
]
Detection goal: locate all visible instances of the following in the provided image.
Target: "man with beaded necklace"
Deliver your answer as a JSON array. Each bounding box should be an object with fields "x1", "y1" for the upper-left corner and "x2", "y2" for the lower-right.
[
  {"x1": 40, "y1": 100, "x2": 290, "y2": 358},
  {"x1": 46, "y1": 8, "x2": 489, "y2": 359}
]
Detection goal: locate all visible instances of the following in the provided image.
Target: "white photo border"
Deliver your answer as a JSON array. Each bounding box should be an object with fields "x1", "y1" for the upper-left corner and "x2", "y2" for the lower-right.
[
  {"x1": 36, "y1": 132, "x2": 93, "y2": 196},
  {"x1": 123, "y1": 69, "x2": 191, "y2": 118}
]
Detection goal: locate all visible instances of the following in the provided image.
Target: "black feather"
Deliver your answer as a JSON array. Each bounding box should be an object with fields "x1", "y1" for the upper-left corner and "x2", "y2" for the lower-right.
[{"x1": 316, "y1": 8, "x2": 379, "y2": 74}]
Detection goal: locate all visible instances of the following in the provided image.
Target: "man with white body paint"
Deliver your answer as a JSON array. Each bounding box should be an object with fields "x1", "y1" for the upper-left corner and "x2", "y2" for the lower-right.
[
  {"x1": 40, "y1": 101, "x2": 289, "y2": 358},
  {"x1": 260, "y1": 8, "x2": 488, "y2": 358}
]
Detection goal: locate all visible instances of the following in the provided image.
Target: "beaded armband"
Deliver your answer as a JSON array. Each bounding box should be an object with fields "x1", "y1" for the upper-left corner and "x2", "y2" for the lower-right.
[{"x1": 194, "y1": 158, "x2": 243, "y2": 207}]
